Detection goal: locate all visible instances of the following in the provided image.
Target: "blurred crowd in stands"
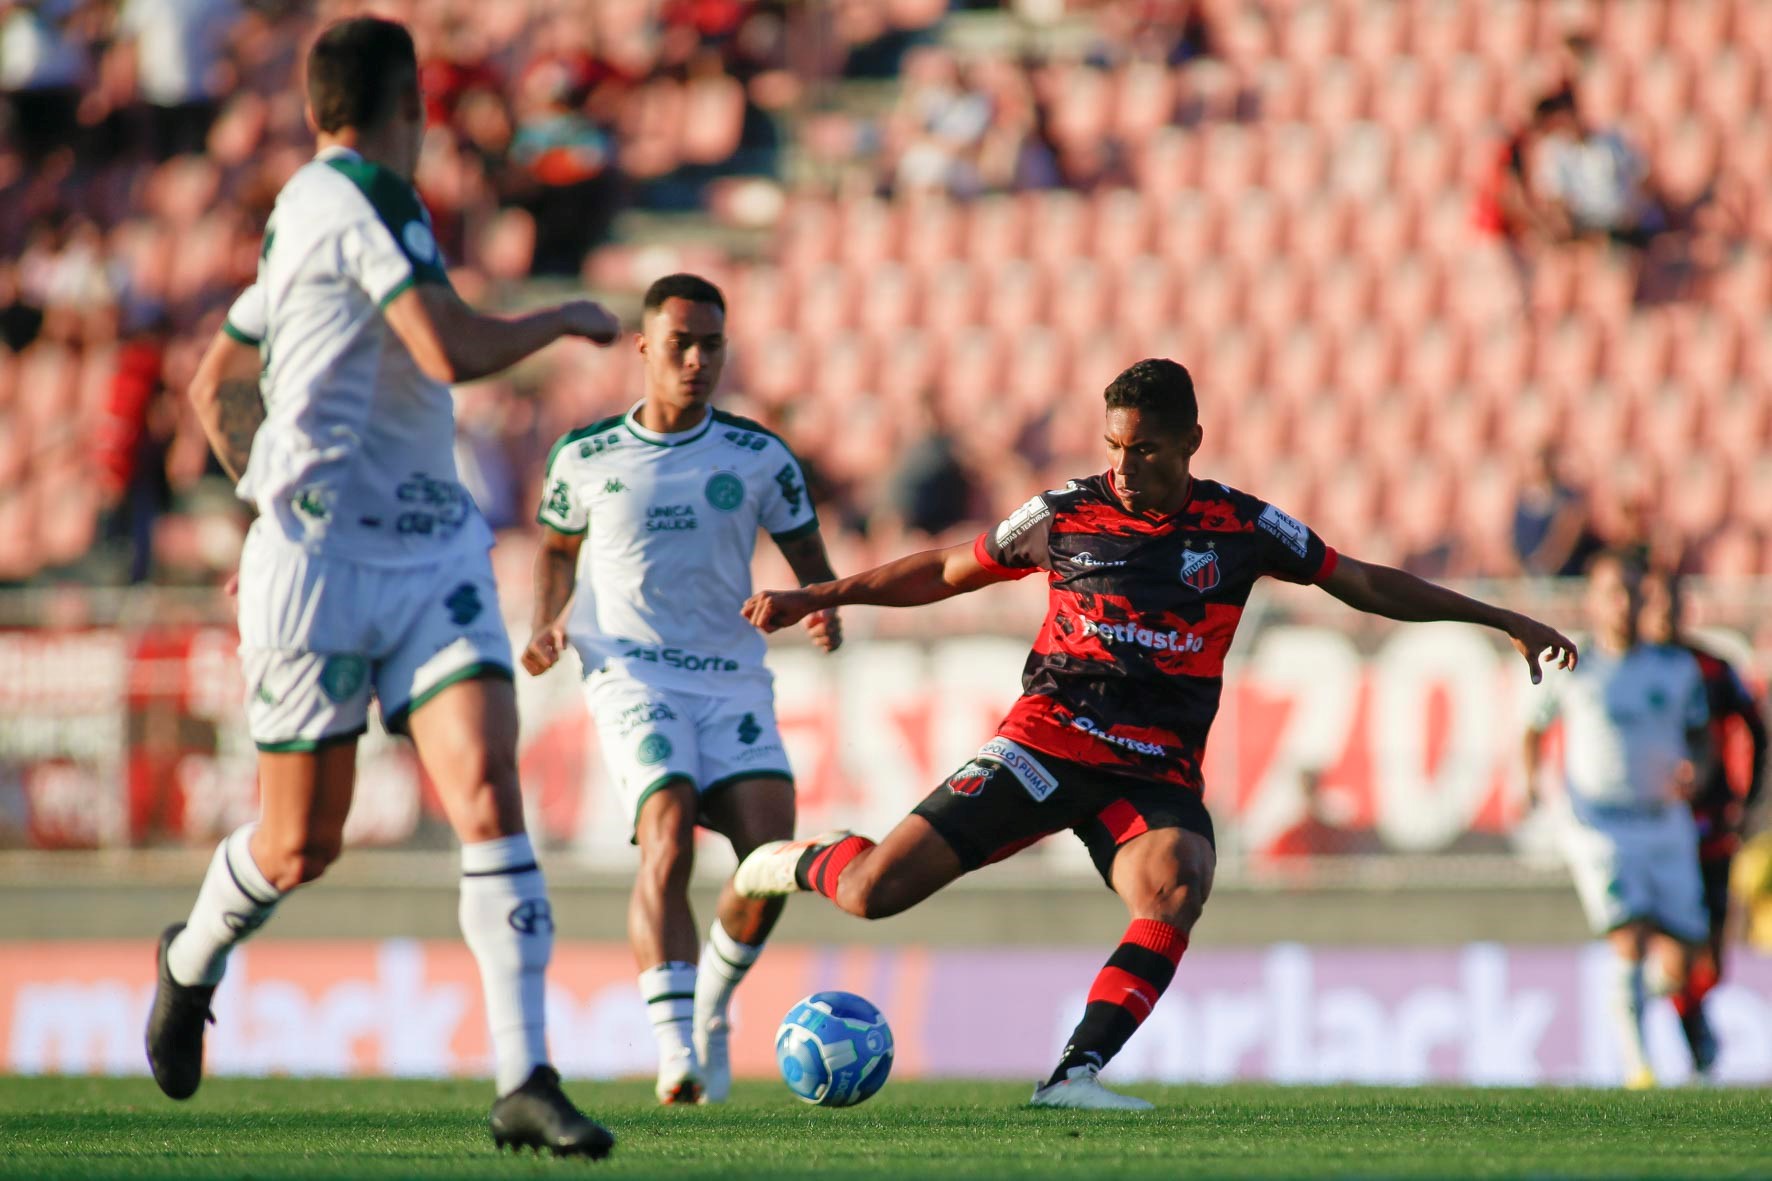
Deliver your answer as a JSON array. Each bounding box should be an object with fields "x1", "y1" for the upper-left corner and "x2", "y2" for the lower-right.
[{"x1": 1, "y1": 0, "x2": 1768, "y2": 595}]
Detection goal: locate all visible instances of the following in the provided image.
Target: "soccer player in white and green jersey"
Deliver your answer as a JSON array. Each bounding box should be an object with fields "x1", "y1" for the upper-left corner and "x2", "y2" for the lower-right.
[
  {"x1": 523, "y1": 273, "x2": 842, "y2": 1105},
  {"x1": 149, "y1": 17, "x2": 620, "y2": 1157}
]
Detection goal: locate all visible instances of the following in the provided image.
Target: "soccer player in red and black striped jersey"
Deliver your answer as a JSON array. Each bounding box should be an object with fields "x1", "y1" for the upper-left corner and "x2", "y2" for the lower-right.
[
  {"x1": 1639, "y1": 568, "x2": 1768, "y2": 1076},
  {"x1": 734, "y1": 359, "x2": 1577, "y2": 1109}
]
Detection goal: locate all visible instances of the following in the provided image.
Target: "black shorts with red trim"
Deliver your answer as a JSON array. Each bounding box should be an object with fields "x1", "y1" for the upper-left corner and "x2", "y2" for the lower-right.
[{"x1": 910, "y1": 739, "x2": 1214, "y2": 888}]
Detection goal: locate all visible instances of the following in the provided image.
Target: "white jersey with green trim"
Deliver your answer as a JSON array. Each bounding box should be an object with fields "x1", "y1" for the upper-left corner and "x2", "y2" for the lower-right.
[
  {"x1": 231, "y1": 144, "x2": 490, "y2": 565},
  {"x1": 537, "y1": 404, "x2": 820, "y2": 692},
  {"x1": 1528, "y1": 642, "x2": 1708, "y2": 819}
]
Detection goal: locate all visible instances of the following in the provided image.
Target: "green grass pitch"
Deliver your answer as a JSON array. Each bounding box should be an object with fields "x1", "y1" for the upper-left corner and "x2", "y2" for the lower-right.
[{"x1": 1, "y1": 1077, "x2": 1766, "y2": 1180}]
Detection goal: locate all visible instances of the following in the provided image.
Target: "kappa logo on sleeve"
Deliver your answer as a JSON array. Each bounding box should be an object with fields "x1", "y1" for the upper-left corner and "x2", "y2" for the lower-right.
[{"x1": 1257, "y1": 504, "x2": 1310, "y2": 558}]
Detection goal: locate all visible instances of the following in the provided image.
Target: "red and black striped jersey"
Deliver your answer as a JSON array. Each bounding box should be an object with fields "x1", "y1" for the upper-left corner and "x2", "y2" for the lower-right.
[
  {"x1": 974, "y1": 473, "x2": 1338, "y2": 791},
  {"x1": 1686, "y1": 642, "x2": 1769, "y2": 858}
]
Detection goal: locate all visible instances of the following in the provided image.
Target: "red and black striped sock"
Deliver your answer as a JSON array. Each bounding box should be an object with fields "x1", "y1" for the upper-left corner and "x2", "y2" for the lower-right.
[
  {"x1": 794, "y1": 835, "x2": 876, "y2": 900},
  {"x1": 1046, "y1": 918, "x2": 1187, "y2": 1087}
]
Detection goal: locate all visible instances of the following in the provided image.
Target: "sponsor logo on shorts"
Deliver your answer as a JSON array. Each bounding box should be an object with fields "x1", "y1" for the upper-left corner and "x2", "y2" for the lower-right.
[
  {"x1": 1070, "y1": 716, "x2": 1168, "y2": 757},
  {"x1": 619, "y1": 645, "x2": 740, "y2": 674},
  {"x1": 705, "y1": 472, "x2": 745, "y2": 512},
  {"x1": 444, "y1": 583, "x2": 483, "y2": 627},
  {"x1": 1257, "y1": 503, "x2": 1310, "y2": 558},
  {"x1": 947, "y1": 760, "x2": 997, "y2": 797},
  {"x1": 646, "y1": 504, "x2": 698, "y2": 532},
  {"x1": 737, "y1": 712, "x2": 762, "y2": 745},
  {"x1": 1179, "y1": 547, "x2": 1222, "y2": 592},
  {"x1": 636, "y1": 734, "x2": 673, "y2": 766},
  {"x1": 977, "y1": 737, "x2": 1058, "y2": 802},
  {"x1": 318, "y1": 655, "x2": 367, "y2": 703},
  {"x1": 507, "y1": 899, "x2": 554, "y2": 935},
  {"x1": 1079, "y1": 616, "x2": 1204, "y2": 653},
  {"x1": 616, "y1": 701, "x2": 677, "y2": 737},
  {"x1": 603, "y1": 478, "x2": 627, "y2": 494}
]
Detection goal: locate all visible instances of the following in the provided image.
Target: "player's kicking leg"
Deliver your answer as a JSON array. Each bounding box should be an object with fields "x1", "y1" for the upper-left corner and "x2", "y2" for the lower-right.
[
  {"x1": 146, "y1": 742, "x2": 357, "y2": 1100},
  {"x1": 630, "y1": 779, "x2": 705, "y2": 1105},
  {"x1": 694, "y1": 775, "x2": 796, "y2": 1103},
  {"x1": 406, "y1": 676, "x2": 613, "y2": 1158}
]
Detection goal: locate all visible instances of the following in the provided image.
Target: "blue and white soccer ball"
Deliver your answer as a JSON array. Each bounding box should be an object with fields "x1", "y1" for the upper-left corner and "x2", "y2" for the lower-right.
[{"x1": 774, "y1": 991, "x2": 894, "y2": 1107}]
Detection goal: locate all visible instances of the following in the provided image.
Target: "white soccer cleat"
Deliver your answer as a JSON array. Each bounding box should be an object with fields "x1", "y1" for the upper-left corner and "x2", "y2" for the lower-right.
[
  {"x1": 1029, "y1": 1064, "x2": 1154, "y2": 1111},
  {"x1": 695, "y1": 1014, "x2": 730, "y2": 1105},
  {"x1": 731, "y1": 830, "x2": 852, "y2": 899},
  {"x1": 656, "y1": 1049, "x2": 703, "y2": 1106}
]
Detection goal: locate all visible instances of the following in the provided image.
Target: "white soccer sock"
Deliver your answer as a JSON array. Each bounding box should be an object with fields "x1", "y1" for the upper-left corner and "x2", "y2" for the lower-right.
[
  {"x1": 1610, "y1": 953, "x2": 1651, "y2": 1077},
  {"x1": 459, "y1": 833, "x2": 552, "y2": 1096},
  {"x1": 166, "y1": 824, "x2": 282, "y2": 987},
  {"x1": 640, "y1": 962, "x2": 698, "y2": 1066},
  {"x1": 695, "y1": 919, "x2": 763, "y2": 1029}
]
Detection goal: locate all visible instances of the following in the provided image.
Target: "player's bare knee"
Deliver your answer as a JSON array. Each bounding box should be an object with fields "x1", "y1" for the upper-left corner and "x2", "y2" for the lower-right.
[
  {"x1": 1135, "y1": 871, "x2": 1205, "y2": 930},
  {"x1": 637, "y1": 827, "x2": 695, "y2": 893}
]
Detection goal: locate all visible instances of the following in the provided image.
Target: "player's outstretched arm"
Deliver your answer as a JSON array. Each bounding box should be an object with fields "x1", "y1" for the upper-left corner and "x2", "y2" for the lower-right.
[
  {"x1": 1321, "y1": 554, "x2": 1577, "y2": 684},
  {"x1": 383, "y1": 284, "x2": 620, "y2": 386},
  {"x1": 744, "y1": 541, "x2": 1005, "y2": 634},
  {"x1": 187, "y1": 327, "x2": 264, "y2": 482},
  {"x1": 522, "y1": 527, "x2": 582, "y2": 676}
]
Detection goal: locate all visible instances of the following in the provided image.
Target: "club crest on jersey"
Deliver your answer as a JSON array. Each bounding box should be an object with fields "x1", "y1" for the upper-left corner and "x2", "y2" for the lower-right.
[
  {"x1": 1179, "y1": 548, "x2": 1221, "y2": 591},
  {"x1": 946, "y1": 760, "x2": 997, "y2": 797}
]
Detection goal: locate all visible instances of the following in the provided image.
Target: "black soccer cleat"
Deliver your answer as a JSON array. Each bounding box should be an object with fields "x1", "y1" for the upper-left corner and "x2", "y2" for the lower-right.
[
  {"x1": 489, "y1": 1066, "x2": 615, "y2": 1160},
  {"x1": 144, "y1": 923, "x2": 216, "y2": 1101}
]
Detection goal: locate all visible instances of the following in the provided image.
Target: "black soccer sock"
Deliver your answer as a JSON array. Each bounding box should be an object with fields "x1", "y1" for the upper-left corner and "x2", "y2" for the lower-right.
[{"x1": 1047, "y1": 919, "x2": 1187, "y2": 1087}]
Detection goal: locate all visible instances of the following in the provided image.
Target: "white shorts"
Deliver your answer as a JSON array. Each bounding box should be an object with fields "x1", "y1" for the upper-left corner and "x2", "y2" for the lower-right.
[
  {"x1": 583, "y1": 671, "x2": 792, "y2": 830},
  {"x1": 237, "y1": 525, "x2": 513, "y2": 751},
  {"x1": 1560, "y1": 805, "x2": 1708, "y2": 942}
]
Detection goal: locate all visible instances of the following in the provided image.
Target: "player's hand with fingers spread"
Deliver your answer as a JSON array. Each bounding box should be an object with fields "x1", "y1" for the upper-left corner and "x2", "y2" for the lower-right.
[
  {"x1": 559, "y1": 300, "x2": 621, "y2": 346},
  {"x1": 1506, "y1": 613, "x2": 1578, "y2": 684},
  {"x1": 805, "y1": 607, "x2": 843, "y2": 653},
  {"x1": 744, "y1": 588, "x2": 815, "y2": 634},
  {"x1": 522, "y1": 620, "x2": 570, "y2": 676}
]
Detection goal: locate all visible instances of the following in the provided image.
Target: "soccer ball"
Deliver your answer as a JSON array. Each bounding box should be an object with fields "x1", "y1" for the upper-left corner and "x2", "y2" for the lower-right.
[{"x1": 774, "y1": 991, "x2": 893, "y2": 1107}]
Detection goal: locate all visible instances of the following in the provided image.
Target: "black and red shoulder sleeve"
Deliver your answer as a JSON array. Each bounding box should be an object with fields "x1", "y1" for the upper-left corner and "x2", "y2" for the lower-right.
[
  {"x1": 1248, "y1": 497, "x2": 1338, "y2": 585},
  {"x1": 973, "y1": 493, "x2": 1055, "y2": 581}
]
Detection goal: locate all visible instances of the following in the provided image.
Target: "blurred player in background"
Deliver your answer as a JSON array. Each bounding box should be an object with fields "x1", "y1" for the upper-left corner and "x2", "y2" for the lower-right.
[
  {"x1": 523, "y1": 273, "x2": 841, "y2": 1105},
  {"x1": 734, "y1": 358, "x2": 1575, "y2": 1110},
  {"x1": 1637, "y1": 568, "x2": 1767, "y2": 1073},
  {"x1": 1523, "y1": 552, "x2": 1715, "y2": 1088},
  {"x1": 152, "y1": 16, "x2": 622, "y2": 1157}
]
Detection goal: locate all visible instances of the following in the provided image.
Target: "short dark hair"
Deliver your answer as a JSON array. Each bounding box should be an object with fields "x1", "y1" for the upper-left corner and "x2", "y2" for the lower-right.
[
  {"x1": 643, "y1": 273, "x2": 725, "y2": 317},
  {"x1": 1104, "y1": 358, "x2": 1198, "y2": 432},
  {"x1": 306, "y1": 18, "x2": 418, "y2": 134},
  {"x1": 1585, "y1": 546, "x2": 1644, "y2": 580}
]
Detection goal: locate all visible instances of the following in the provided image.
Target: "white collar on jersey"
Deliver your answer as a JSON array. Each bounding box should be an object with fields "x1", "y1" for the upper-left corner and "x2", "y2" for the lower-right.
[{"x1": 623, "y1": 401, "x2": 714, "y2": 447}]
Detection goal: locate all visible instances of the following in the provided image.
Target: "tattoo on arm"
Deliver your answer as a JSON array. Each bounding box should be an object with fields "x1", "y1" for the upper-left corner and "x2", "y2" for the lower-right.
[
  {"x1": 215, "y1": 378, "x2": 264, "y2": 482},
  {"x1": 778, "y1": 532, "x2": 838, "y2": 587}
]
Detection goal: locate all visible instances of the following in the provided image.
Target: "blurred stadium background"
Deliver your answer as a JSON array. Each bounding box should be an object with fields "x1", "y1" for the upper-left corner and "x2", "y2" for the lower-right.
[{"x1": 2, "y1": 0, "x2": 1770, "y2": 1089}]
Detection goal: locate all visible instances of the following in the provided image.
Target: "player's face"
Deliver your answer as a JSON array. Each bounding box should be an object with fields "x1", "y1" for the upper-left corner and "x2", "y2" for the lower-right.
[
  {"x1": 1638, "y1": 574, "x2": 1677, "y2": 644},
  {"x1": 1103, "y1": 407, "x2": 1201, "y2": 515},
  {"x1": 639, "y1": 298, "x2": 726, "y2": 408},
  {"x1": 1585, "y1": 557, "x2": 1640, "y2": 642}
]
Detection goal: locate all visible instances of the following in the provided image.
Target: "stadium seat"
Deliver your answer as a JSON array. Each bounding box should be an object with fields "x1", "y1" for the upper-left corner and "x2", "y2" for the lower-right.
[{"x1": 1090, "y1": 189, "x2": 1153, "y2": 263}]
